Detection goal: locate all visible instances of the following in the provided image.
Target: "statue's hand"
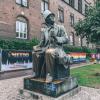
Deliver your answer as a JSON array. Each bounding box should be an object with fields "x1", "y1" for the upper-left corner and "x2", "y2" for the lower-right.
[
  {"x1": 33, "y1": 46, "x2": 37, "y2": 50},
  {"x1": 50, "y1": 30, "x2": 58, "y2": 43},
  {"x1": 33, "y1": 45, "x2": 41, "y2": 51}
]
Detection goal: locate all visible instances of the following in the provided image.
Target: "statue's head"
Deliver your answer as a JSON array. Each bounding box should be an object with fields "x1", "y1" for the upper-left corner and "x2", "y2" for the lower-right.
[{"x1": 43, "y1": 10, "x2": 55, "y2": 25}]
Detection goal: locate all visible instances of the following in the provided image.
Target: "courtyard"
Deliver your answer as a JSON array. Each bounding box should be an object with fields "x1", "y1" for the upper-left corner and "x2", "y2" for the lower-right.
[{"x1": 0, "y1": 64, "x2": 100, "y2": 100}]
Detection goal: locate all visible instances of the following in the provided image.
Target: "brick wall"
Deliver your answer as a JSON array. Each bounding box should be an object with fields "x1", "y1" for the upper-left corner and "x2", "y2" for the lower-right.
[
  {"x1": 0, "y1": 0, "x2": 41, "y2": 39},
  {"x1": 0, "y1": 0, "x2": 95, "y2": 47}
]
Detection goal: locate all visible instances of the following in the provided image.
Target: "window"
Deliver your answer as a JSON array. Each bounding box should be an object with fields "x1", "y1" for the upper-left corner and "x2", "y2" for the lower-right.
[
  {"x1": 70, "y1": 13, "x2": 74, "y2": 26},
  {"x1": 16, "y1": 17, "x2": 28, "y2": 39},
  {"x1": 70, "y1": 35, "x2": 73, "y2": 45},
  {"x1": 78, "y1": 0, "x2": 82, "y2": 13},
  {"x1": 69, "y1": 0, "x2": 74, "y2": 8},
  {"x1": 22, "y1": 0, "x2": 28, "y2": 7},
  {"x1": 58, "y1": 7, "x2": 64, "y2": 23},
  {"x1": 79, "y1": 37, "x2": 81, "y2": 46},
  {"x1": 16, "y1": 0, "x2": 28, "y2": 7},
  {"x1": 78, "y1": 36, "x2": 83, "y2": 46},
  {"x1": 16, "y1": 0, "x2": 21, "y2": 4},
  {"x1": 70, "y1": 33, "x2": 75, "y2": 46},
  {"x1": 41, "y1": 0, "x2": 49, "y2": 13}
]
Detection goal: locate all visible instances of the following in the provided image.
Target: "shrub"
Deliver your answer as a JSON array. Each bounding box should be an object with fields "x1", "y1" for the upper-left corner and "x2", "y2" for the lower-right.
[
  {"x1": 0, "y1": 38, "x2": 39, "y2": 50},
  {"x1": 64, "y1": 45, "x2": 97, "y2": 53}
]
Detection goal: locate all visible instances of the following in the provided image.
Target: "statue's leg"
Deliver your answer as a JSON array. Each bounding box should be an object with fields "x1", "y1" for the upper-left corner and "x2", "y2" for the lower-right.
[
  {"x1": 32, "y1": 52, "x2": 41, "y2": 77},
  {"x1": 32, "y1": 51, "x2": 45, "y2": 78},
  {"x1": 45, "y1": 49, "x2": 56, "y2": 82}
]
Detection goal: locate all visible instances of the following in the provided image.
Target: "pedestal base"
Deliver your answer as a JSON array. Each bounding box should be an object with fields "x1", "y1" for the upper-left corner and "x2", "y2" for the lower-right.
[
  {"x1": 24, "y1": 76, "x2": 78, "y2": 97},
  {"x1": 19, "y1": 87, "x2": 81, "y2": 100}
]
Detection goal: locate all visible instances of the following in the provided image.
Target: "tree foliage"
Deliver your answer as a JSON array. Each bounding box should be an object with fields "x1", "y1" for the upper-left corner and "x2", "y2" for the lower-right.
[{"x1": 74, "y1": 1, "x2": 100, "y2": 44}]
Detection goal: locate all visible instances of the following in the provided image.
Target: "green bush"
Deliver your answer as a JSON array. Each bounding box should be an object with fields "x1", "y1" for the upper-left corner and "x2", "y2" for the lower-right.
[
  {"x1": 64, "y1": 45, "x2": 97, "y2": 53},
  {"x1": 0, "y1": 38, "x2": 39, "y2": 50},
  {"x1": 0, "y1": 38, "x2": 97, "y2": 53}
]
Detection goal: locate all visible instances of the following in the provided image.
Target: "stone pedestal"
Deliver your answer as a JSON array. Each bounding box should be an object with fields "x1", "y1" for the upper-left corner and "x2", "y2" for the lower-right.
[
  {"x1": 19, "y1": 86, "x2": 81, "y2": 100},
  {"x1": 24, "y1": 76, "x2": 78, "y2": 98}
]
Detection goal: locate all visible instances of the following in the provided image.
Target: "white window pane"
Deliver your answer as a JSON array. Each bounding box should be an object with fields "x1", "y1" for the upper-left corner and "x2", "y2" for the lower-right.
[
  {"x1": 23, "y1": 24, "x2": 25, "y2": 33},
  {"x1": 16, "y1": 0, "x2": 21, "y2": 4},
  {"x1": 22, "y1": 0, "x2": 28, "y2": 6},
  {"x1": 41, "y1": 1, "x2": 44, "y2": 13},
  {"x1": 21, "y1": 23, "x2": 27, "y2": 33},
  {"x1": 21, "y1": 23, "x2": 24, "y2": 33},
  {"x1": 20, "y1": 22, "x2": 27, "y2": 39},
  {"x1": 70, "y1": 36, "x2": 73, "y2": 42},
  {"x1": 79, "y1": 38, "x2": 80, "y2": 42},
  {"x1": 16, "y1": 18, "x2": 28, "y2": 39},
  {"x1": 45, "y1": 2, "x2": 48, "y2": 10},
  {"x1": 21, "y1": 23, "x2": 24, "y2": 38},
  {"x1": 16, "y1": 21, "x2": 20, "y2": 32},
  {"x1": 70, "y1": 35, "x2": 73, "y2": 45},
  {"x1": 24, "y1": 23, "x2": 27, "y2": 33},
  {"x1": 20, "y1": 22, "x2": 23, "y2": 33}
]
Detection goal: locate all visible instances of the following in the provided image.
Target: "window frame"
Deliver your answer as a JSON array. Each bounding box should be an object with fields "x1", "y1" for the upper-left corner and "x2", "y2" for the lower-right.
[
  {"x1": 58, "y1": 7, "x2": 64, "y2": 23},
  {"x1": 41, "y1": 0, "x2": 49, "y2": 13},
  {"x1": 16, "y1": 0, "x2": 28, "y2": 8},
  {"x1": 16, "y1": 18, "x2": 28, "y2": 39},
  {"x1": 78, "y1": 0, "x2": 82, "y2": 13},
  {"x1": 70, "y1": 13, "x2": 74, "y2": 27},
  {"x1": 69, "y1": 0, "x2": 75, "y2": 8}
]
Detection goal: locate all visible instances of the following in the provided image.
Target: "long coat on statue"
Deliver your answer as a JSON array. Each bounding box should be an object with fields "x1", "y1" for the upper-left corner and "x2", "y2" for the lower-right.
[{"x1": 32, "y1": 23, "x2": 70, "y2": 80}]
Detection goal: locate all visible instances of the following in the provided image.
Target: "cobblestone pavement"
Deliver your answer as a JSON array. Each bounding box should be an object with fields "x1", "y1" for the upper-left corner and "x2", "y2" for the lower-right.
[{"x1": 0, "y1": 76, "x2": 100, "y2": 100}]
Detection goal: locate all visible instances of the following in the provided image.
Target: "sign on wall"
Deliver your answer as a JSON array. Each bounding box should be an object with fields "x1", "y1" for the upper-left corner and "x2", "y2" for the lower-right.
[
  {"x1": 70, "y1": 52, "x2": 86, "y2": 63},
  {"x1": 1, "y1": 50, "x2": 32, "y2": 71}
]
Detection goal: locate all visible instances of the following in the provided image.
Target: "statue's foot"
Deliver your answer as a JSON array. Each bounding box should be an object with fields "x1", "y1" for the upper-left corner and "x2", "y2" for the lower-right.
[{"x1": 45, "y1": 73, "x2": 53, "y2": 83}]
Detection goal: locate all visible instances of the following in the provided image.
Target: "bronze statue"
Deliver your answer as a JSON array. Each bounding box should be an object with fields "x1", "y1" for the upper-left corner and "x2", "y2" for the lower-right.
[
  {"x1": 24, "y1": 10, "x2": 78, "y2": 97},
  {"x1": 32, "y1": 10, "x2": 70, "y2": 83}
]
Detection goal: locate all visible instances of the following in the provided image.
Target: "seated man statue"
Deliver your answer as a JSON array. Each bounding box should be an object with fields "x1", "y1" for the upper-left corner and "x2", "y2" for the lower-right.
[{"x1": 32, "y1": 10, "x2": 70, "y2": 83}]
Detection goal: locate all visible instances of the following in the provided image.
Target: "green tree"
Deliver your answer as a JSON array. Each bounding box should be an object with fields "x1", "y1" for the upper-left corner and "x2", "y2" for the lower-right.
[{"x1": 74, "y1": 1, "x2": 100, "y2": 44}]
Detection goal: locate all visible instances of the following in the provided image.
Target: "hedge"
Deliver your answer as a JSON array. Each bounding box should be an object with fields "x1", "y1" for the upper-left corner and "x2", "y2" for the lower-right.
[
  {"x1": 0, "y1": 38, "x2": 39, "y2": 50},
  {"x1": 0, "y1": 38, "x2": 97, "y2": 53},
  {"x1": 64, "y1": 45, "x2": 97, "y2": 53}
]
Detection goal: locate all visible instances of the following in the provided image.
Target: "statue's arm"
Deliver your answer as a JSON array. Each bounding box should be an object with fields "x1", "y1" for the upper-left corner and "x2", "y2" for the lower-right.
[
  {"x1": 56, "y1": 26, "x2": 69, "y2": 44},
  {"x1": 33, "y1": 32, "x2": 45, "y2": 51},
  {"x1": 38, "y1": 32, "x2": 45, "y2": 47}
]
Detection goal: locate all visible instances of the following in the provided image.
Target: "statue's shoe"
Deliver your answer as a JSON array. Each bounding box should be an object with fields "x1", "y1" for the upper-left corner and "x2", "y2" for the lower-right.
[{"x1": 45, "y1": 73, "x2": 53, "y2": 83}]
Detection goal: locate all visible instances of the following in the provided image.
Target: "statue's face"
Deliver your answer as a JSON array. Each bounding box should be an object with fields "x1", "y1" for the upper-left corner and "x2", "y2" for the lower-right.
[
  {"x1": 45, "y1": 14, "x2": 55, "y2": 25},
  {"x1": 49, "y1": 15, "x2": 55, "y2": 23}
]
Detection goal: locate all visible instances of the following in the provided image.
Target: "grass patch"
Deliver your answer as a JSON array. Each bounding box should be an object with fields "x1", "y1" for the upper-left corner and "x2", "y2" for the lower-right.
[{"x1": 71, "y1": 64, "x2": 100, "y2": 88}]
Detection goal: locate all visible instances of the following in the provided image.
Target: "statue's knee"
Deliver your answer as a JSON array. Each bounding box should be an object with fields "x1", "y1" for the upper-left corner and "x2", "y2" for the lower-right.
[
  {"x1": 46, "y1": 49, "x2": 55, "y2": 54},
  {"x1": 32, "y1": 51, "x2": 36, "y2": 55},
  {"x1": 46, "y1": 51, "x2": 51, "y2": 56}
]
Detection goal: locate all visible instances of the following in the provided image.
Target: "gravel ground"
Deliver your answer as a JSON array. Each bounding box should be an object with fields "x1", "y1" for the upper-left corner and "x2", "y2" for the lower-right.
[{"x1": 0, "y1": 76, "x2": 100, "y2": 100}]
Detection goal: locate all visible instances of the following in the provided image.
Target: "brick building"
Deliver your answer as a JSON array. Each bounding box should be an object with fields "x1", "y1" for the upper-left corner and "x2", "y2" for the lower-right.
[
  {"x1": 0, "y1": 0, "x2": 95, "y2": 47},
  {"x1": 0, "y1": 0, "x2": 41, "y2": 39}
]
